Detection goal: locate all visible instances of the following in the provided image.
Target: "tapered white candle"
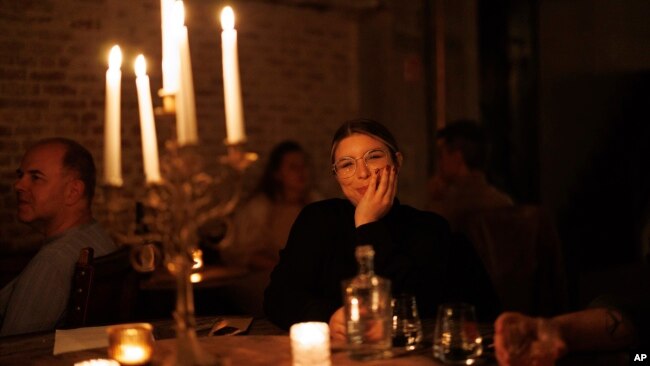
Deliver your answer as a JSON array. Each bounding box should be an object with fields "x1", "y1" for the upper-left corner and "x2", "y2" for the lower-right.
[
  {"x1": 220, "y1": 6, "x2": 246, "y2": 144},
  {"x1": 161, "y1": 0, "x2": 180, "y2": 94},
  {"x1": 176, "y1": 1, "x2": 198, "y2": 145},
  {"x1": 104, "y1": 45, "x2": 123, "y2": 187},
  {"x1": 134, "y1": 55, "x2": 162, "y2": 184}
]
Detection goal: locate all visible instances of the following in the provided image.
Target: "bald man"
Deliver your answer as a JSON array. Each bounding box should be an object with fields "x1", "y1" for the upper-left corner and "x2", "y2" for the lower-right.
[{"x1": 0, "y1": 138, "x2": 116, "y2": 335}]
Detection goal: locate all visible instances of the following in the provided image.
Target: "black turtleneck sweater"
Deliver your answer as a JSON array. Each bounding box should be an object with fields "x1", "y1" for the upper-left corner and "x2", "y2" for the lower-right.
[{"x1": 264, "y1": 198, "x2": 498, "y2": 330}]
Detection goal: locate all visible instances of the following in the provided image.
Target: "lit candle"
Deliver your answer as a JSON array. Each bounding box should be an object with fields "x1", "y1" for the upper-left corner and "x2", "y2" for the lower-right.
[
  {"x1": 190, "y1": 273, "x2": 202, "y2": 283},
  {"x1": 220, "y1": 6, "x2": 246, "y2": 144},
  {"x1": 192, "y1": 249, "x2": 203, "y2": 269},
  {"x1": 161, "y1": 0, "x2": 180, "y2": 95},
  {"x1": 116, "y1": 345, "x2": 147, "y2": 364},
  {"x1": 107, "y1": 323, "x2": 154, "y2": 366},
  {"x1": 104, "y1": 45, "x2": 122, "y2": 187},
  {"x1": 290, "y1": 322, "x2": 331, "y2": 366},
  {"x1": 134, "y1": 55, "x2": 162, "y2": 184},
  {"x1": 176, "y1": 1, "x2": 198, "y2": 145},
  {"x1": 190, "y1": 248, "x2": 203, "y2": 283},
  {"x1": 74, "y1": 359, "x2": 120, "y2": 366}
]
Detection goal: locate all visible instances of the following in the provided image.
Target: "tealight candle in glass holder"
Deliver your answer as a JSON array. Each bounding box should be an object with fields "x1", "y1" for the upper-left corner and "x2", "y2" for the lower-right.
[
  {"x1": 290, "y1": 322, "x2": 331, "y2": 366},
  {"x1": 74, "y1": 359, "x2": 120, "y2": 366},
  {"x1": 107, "y1": 323, "x2": 154, "y2": 366}
]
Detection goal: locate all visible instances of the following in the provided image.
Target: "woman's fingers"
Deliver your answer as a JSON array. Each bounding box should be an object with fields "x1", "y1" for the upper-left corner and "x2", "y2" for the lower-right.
[
  {"x1": 329, "y1": 307, "x2": 347, "y2": 341},
  {"x1": 364, "y1": 168, "x2": 378, "y2": 198},
  {"x1": 364, "y1": 318, "x2": 386, "y2": 341},
  {"x1": 331, "y1": 323, "x2": 346, "y2": 341},
  {"x1": 386, "y1": 165, "x2": 397, "y2": 202},
  {"x1": 374, "y1": 165, "x2": 396, "y2": 206},
  {"x1": 376, "y1": 165, "x2": 389, "y2": 196},
  {"x1": 354, "y1": 166, "x2": 396, "y2": 227}
]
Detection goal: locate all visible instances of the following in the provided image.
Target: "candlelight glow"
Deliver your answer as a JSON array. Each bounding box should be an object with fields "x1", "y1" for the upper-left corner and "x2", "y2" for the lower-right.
[
  {"x1": 192, "y1": 249, "x2": 203, "y2": 269},
  {"x1": 108, "y1": 45, "x2": 122, "y2": 69},
  {"x1": 220, "y1": 6, "x2": 234, "y2": 30},
  {"x1": 117, "y1": 344, "x2": 146, "y2": 364},
  {"x1": 74, "y1": 359, "x2": 119, "y2": 366},
  {"x1": 292, "y1": 323, "x2": 327, "y2": 345},
  {"x1": 351, "y1": 297, "x2": 360, "y2": 321},
  {"x1": 190, "y1": 273, "x2": 202, "y2": 283},
  {"x1": 290, "y1": 322, "x2": 331, "y2": 366},
  {"x1": 134, "y1": 55, "x2": 147, "y2": 77},
  {"x1": 107, "y1": 324, "x2": 154, "y2": 366}
]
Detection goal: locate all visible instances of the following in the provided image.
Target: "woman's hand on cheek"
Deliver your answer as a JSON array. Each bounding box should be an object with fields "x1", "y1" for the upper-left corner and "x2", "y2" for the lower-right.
[{"x1": 354, "y1": 166, "x2": 397, "y2": 227}]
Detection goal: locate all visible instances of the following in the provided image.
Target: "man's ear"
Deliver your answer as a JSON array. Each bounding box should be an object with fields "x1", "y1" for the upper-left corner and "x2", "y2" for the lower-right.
[{"x1": 65, "y1": 179, "x2": 85, "y2": 206}]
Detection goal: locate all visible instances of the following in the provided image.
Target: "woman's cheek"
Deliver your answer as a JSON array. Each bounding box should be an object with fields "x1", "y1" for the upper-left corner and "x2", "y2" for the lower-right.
[{"x1": 340, "y1": 184, "x2": 359, "y2": 206}]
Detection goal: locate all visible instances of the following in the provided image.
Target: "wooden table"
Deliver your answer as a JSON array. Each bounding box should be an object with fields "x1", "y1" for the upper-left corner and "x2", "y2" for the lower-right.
[
  {"x1": 18, "y1": 336, "x2": 450, "y2": 366},
  {"x1": 0, "y1": 317, "x2": 494, "y2": 366},
  {"x1": 1, "y1": 316, "x2": 623, "y2": 366}
]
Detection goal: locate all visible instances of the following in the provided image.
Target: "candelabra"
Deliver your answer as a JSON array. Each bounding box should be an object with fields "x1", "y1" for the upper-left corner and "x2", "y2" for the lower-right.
[{"x1": 102, "y1": 138, "x2": 256, "y2": 366}]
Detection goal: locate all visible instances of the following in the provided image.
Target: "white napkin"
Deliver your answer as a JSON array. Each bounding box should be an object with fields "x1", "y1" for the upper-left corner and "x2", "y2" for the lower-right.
[{"x1": 53, "y1": 325, "x2": 110, "y2": 355}]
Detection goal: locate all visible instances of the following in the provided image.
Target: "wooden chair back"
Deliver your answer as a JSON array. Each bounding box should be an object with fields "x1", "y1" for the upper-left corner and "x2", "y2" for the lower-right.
[{"x1": 66, "y1": 246, "x2": 139, "y2": 328}]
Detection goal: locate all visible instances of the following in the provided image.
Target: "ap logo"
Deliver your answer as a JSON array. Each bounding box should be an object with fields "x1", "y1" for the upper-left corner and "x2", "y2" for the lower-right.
[{"x1": 634, "y1": 353, "x2": 648, "y2": 362}]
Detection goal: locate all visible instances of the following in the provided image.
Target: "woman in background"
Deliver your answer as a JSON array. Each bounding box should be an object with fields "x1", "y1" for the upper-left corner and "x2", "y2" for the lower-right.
[{"x1": 221, "y1": 140, "x2": 320, "y2": 315}]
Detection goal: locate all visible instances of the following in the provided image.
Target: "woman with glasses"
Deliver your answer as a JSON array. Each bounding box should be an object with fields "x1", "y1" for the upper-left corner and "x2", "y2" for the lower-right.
[{"x1": 264, "y1": 119, "x2": 498, "y2": 337}]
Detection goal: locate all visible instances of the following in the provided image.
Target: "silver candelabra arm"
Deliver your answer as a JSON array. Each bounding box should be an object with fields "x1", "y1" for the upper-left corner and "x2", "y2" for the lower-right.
[
  {"x1": 143, "y1": 142, "x2": 256, "y2": 259},
  {"x1": 100, "y1": 139, "x2": 257, "y2": 366},
  {"x1": 144, "y1": 141, "x2": 256, "y2": 366}
]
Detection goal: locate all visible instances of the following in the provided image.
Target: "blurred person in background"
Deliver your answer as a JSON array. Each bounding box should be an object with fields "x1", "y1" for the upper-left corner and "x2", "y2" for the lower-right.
[
  {"x1": 220, "y1": 140, "x2": 320, "y2": 316},
  {"x1": 427, "y1": 120, "x2": 513, "y2": 230}
]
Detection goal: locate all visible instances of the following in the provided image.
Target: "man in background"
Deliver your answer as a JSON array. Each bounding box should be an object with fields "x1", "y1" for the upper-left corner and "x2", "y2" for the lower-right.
[
  {"x1": 427, "y1": 120, "x2": 513, "y2": 230},
  {"x1": 0, "y1": 138, "x2": 116, "y2": 335}
]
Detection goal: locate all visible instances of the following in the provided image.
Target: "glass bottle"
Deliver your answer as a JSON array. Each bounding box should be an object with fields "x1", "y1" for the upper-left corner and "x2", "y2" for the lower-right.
[{"x1": 342, "y1": 245, "x2": 392, "y2": 360}]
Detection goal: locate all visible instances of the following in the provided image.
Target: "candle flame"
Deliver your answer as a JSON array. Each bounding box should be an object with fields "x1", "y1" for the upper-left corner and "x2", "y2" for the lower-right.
[
  {"x1": 190, "y1": 273, "x2": 203, "y2": 283},
  {"x1": 173, "y1": 0, "x2": 185, "y2": 26},
  {"x1": 192, "y1": 249, "x2": 203, "y2": 269},
  {"x1": 117, "y1": 344, "x2": 146, "y2": 363},
  {"x1": 220, "y1": 6, "x2": 234, "y2": 31},
  {"x1": 108, "y1": 45, "x2": 122, "y2": 69},
  {"x1": 290, "y1": 322, "x2": 329, "y2": 345},
  {"x1": 134, "y1": 55, "x2": 147, "y2": 77}
]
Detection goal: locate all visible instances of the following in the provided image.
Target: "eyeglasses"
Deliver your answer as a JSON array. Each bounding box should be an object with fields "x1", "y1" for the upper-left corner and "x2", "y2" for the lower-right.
[{"x1": 332, "y1": 149, "x2": 389, "y2": 179}]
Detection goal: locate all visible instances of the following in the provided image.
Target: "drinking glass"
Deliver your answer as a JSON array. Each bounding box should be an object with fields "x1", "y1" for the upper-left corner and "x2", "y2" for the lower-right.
[
  {"x1": 391, "y1": 294, "x2": 423, "y2": 350},
  {"x1": 433, "y1": 303, "x2": 483, "y2": 364}
]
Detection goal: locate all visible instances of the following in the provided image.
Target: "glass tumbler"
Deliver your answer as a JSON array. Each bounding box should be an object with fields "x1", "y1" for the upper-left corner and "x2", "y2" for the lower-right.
[
  {"x1": 432, "y1": 303, "x2": 483, "y2": 364},
  {"x1": 391, "y1": 294, "x2": 423, "y2": 350}
]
